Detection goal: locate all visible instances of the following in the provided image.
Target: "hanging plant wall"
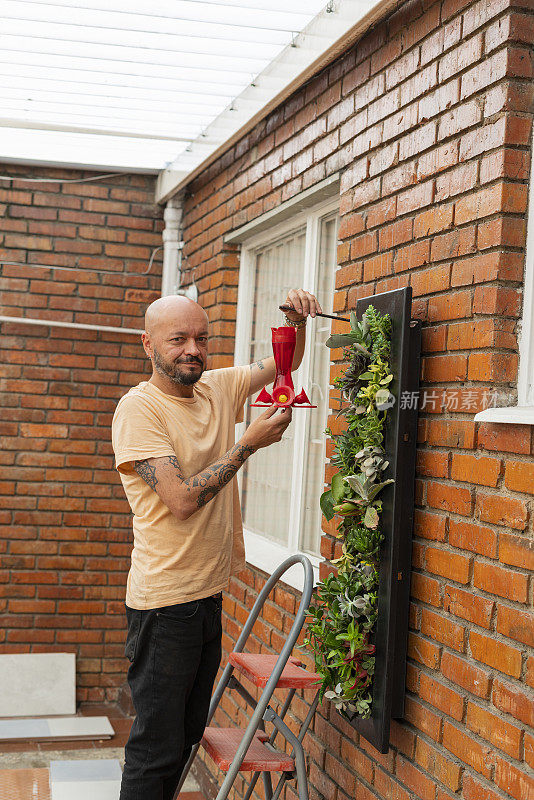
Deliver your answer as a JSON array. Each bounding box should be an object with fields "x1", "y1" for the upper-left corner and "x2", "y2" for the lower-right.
[{"x1": 305, "y1": 287, "x2": 421, "y2": 754}]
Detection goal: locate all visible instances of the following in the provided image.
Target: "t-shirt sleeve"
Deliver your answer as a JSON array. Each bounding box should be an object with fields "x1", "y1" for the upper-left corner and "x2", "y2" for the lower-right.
[
  {"x1": 111, "y1": 395, "x2": 176, "y2": 473},
  {"x1": 207, "y1": 365, "x2": 252, "y2": 423}
]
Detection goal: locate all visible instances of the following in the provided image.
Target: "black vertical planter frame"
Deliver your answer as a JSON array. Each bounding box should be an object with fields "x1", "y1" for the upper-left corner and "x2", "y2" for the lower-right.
[{"x1": 340, "y1": 287, "x2": 421, "y2": 753}]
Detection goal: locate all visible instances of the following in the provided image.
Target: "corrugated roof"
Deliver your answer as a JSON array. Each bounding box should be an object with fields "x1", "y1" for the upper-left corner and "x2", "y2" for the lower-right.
[{"x1": 0, "y1": 0, "x2": 330, "y2": 171}]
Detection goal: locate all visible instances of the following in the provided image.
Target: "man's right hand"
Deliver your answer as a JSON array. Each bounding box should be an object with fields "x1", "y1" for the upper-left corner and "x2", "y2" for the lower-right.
[{"x1": 242, "y1": 405, "x2": 293, "y2": 450}]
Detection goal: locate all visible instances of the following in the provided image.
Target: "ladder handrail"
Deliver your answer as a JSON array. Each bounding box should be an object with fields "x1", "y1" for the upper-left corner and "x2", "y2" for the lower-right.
[
  {"x1": 213, "y1": 554, "x2": 314, "y2": 800},
  {"x1": 175, "y1": 554, "x2": 315, "y2": 800}
]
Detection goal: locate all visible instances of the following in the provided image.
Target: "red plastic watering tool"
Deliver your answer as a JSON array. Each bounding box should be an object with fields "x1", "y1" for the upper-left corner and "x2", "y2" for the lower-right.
[{"x1": 251, "y1": 326, "x2": 316, "y2": 408}]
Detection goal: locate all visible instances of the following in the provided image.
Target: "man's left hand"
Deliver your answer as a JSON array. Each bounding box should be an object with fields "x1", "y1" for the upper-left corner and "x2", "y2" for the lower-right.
[{"x1": 284, "y1": 289, "x2": 323, "y2": 321}]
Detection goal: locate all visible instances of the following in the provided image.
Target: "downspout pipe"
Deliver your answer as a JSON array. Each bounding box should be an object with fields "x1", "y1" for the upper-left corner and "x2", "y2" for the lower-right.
[{"x1": 161, "y1": 196, "x2": 184, "y2": 297}]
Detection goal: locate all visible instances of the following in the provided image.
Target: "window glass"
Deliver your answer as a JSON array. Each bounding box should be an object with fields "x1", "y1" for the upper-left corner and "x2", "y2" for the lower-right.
[
  {"x1": 240, "y1": 210, "x2": 337, "y2": 556},
  {"x1": 241, "y1": 227, "x2": 306, "y2": 546}
]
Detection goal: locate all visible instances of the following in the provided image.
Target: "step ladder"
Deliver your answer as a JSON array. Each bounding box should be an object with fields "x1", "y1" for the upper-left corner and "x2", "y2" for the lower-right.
[{"x1": 175, "y1": 554, "x2": 321, "y2": 800}]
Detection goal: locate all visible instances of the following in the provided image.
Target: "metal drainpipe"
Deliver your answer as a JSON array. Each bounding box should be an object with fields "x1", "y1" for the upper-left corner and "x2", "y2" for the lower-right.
[{"x1": 161, "y1": 195, "x2": 183, "y2": 297}]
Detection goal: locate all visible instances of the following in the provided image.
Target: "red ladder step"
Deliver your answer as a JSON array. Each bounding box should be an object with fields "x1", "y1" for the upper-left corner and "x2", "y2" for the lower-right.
[
  {"x1": 201, "y1": 727, "x2": 294, "y2": 772},
  {"x1": 229, "y1": 653, "x2": 320, "y2": 689}
]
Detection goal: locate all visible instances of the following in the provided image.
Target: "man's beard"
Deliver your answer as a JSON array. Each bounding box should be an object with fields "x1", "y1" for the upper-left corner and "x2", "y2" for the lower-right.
[{"x1": 153, "y1": 348, "x2": 204, "y2": 387}]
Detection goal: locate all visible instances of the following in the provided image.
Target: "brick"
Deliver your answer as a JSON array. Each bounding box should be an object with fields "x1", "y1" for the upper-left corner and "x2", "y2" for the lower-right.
[
  {"x1": 439, "y1": 34, "x2": 484, "y2": 81},
  {"x1": 470, "y1": 630, "x2": 522, "y2": 678},
  {"x1": 404, "y1": 696, "x2": 441, "y2": 741},
  {"x1": 423, "y1": 354, "x2": 467, "y2": 382},
  {"x1": 411, "y1": 264, "x2": 450, "y2": 297},
  {"x1": 496, "y1": 604, "x2": 534, "y2": 647},
  {"x1": 407, "y1": 632, "x2": 441, "y2": 669},
  {"x1": 504, "y1": 460, "x2": 534, "y2": 494},
  {"x1": 426, "y1": 420, "x2": 475, "y2": 450},
  {"x1": 452, "y1": 251, "x2": 524, "y2": 288},
  {"x1": 396, "y1": 756, "x2": 436, "y2": 800},
  {"x1": 426, "y1": 482, "x2": 472, "y2": 516},
  {"x1": 480, "y1": 147, "x2": 531, "y2": 185},
  {"x1": 441, "y1": 651, "x2": 491, "y2": 698},
  {"x1": 396, "y1": 181, "x2": 434, "y2": 215},
  {"x1": 463, "y1": 775, "x2": 502, "y2": 800},
  {"x1": 492, "y1": 678, "x2": 534, "y2": 728},
  {"x1": 421, "y1": 608, "x2": 465, "y2": 652},
  {"x1": 478, "y1": 423, "x2": 530, "y2": 455},
  {"x1": 441, "y1": 102, "x2": 484, "y2": 146},
  {"x1": 448, "y1": 520, "x2": 497, "y2": 559},
  {"x1": 378, "y1": 218, "x2": 413, "y2": 250},
  {"x1": 473, "y1": 286, "x2": 522, "y2": 318},
  {"x1": 447, "y1": 318, "x2": 515, "y2": 351},
  {"x1": 443, "y1": 721, "x2": 494, "y2": 778},
  {"x1": 494, "y1": 756, "x2": 534, "y2": 800},
  {"x1": 411, "y1": 572, "x2": 442, "y2": 606},
  {"x1": 426, "y1": 547, "x2": 471, "y2": 584},
  {"x1": 475, "y1": 493, "x2": 528, "y2": 530},
  {"x1": 467, "y1": 702, "x2": 522, "y2": 759},
  {"x1": 414, "y1": 510, "x2": 447, "y2": 541},
  {"x1": 353, "y1": 192, "x2": 386, "y2": 229},
  {"x1": 474, "y1": 561, "x2": 528, "y2": 602},
  {"x1": 499, "y1": 532, "x2": 534, "y2": 571},
  {"x1": 450, "y1": 454, "x2": 501, "y2": 488},
  {"x1": 420, "y1": 672, "x2": 464, "y2": 720},
  {"x1": 414, "y1": 737, "x2": 462, "y2": 791},
  {"x1": 526, "y1": 732, "x2": 534, "y2": 770},
  {"x1": 416, "y1": 451, "x2": 449, "y2": 479},
  {"x1": 455, "y1": 183, "x2": 528, "y2": 225},
  {"x1": 443, "y1": 586, "x2": 494, "y2": 628},
  {"x1": 417, "y1": 141, "x2": 459, "y2": 181},
  {"x1": 427, "y1": 291, "x2": 472, "y2": 323}
]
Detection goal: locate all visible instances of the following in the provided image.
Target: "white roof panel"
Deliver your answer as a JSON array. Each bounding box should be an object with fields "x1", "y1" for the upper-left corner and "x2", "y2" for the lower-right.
[{"x1": 0, "y1": 0, "x2": 329, "y2": 171}]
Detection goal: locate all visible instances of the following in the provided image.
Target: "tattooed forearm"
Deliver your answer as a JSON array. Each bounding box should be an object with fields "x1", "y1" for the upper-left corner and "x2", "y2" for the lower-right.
[
  {"x1": 193, "y1": 442, "x2": 256, "y2": 509},
  {"x1": 134, "y1": 444, "x2": 256, "y2": 518},
  {"x1": 250, "y1": 360, "x2": 265, "y2": 371}
]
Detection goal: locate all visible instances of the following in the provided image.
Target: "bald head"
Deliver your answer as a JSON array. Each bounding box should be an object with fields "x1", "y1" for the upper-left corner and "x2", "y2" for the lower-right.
[
  {"x1": 142, "y1": 295, "x2": 209, "y2": 390},
  {"x1": 144, "y1": 295, "x2": 208, "y2": 338}
]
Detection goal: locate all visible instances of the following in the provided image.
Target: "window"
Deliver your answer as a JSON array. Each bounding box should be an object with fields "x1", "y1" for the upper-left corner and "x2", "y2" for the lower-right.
[{"x1": 234, "y1": 200, "x2": 338, "y2": 588}]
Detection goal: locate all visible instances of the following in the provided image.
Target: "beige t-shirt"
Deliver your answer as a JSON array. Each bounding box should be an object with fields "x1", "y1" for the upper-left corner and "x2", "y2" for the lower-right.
[{"x1": 111, "y1": 366, "x2": 251, "y2": 610}]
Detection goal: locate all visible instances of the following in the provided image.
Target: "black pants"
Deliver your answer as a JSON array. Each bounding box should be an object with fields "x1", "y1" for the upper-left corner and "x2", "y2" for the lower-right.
[{"x1": 119, "y1": 593, "x2": 223, "y2": 800}]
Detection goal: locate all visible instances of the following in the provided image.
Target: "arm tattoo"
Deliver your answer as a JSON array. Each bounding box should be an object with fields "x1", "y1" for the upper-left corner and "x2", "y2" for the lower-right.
[
  {"x1": 134, "y1": 459, "x2": 158, "y2": 490},
  {"x1": 134, "y1": 444, "x2": 256, "y2": 513},
  {"x1": 134, "y1": 455, "x2": 183, "y2": 490},
  {"x1": 250, "y1": 360, "x2": 265, "y2": 371},
  {"x1": 195, "y1": 443, "x2": 256, "y2": 509}
]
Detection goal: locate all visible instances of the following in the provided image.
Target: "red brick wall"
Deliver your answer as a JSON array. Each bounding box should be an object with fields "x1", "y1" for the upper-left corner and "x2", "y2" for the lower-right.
[
  {"x1": 180, "y1": 1, "x2": 534, "y2": 799},
  {"x1": 0, "y1": 165, "x2": 163, "y2": 704}
]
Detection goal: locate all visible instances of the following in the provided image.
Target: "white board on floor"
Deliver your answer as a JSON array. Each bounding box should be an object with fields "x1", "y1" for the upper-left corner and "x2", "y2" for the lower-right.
[
  {"x1": 0, "y1": 653, "x2": 75, "y2": 717},
  {"x1": 0, "y1": 716, "x2": 114, "y2": 742},
  {"x1": 50, "y1": 759, "x2": 121, "y2": 800}
]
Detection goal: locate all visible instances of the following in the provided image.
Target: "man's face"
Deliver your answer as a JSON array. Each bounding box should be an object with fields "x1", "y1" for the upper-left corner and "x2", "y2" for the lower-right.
[{"x1": 145, "y1": 307, "x2": 209, "y2": 387}]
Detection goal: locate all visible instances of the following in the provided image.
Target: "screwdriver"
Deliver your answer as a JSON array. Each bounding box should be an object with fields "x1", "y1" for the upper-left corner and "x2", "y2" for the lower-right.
[{"x1": 279, "y1": 304, "x2": 350, "y2": 323}]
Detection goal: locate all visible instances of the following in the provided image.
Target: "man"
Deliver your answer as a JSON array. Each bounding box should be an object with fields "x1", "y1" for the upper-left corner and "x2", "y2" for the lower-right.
[{"x1": 112, "y1": 288, "x2": 322, "y2": 800}]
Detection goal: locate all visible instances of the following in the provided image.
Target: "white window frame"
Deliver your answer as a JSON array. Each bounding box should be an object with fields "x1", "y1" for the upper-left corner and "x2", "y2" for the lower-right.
[
  {"x1": 475, "y1": 142, "x2": 534, "y2": 425},
  {"x1": 234, "y1": 197, "x2": 338, "y2": 591}
]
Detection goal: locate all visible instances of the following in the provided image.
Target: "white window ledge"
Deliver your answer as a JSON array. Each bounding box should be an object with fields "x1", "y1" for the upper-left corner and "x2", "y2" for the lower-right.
[
  {"x1": 474, "y1": 406, "x2": 534, "y2": 425},
  {"x1": 244, "y1": 529, "x2": 320, "y2": 593}
]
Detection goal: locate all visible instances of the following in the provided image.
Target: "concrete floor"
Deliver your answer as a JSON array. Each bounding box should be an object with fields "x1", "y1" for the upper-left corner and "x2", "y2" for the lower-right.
[{"x1": 0, "y1": 704, "x2": 202, "y2": 796}]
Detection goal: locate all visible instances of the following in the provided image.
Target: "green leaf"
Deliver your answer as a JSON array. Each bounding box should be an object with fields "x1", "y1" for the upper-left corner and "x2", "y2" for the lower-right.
[
  {"x1": 320, "y1": 489, "x2": 335, "y2": 521},
  {"x1": 363, "y1": 505, "x2": 379, "y2": 529},
  {"x1": 325, "y1": 333, "x2": 357, "y2": 348},
  {"x1": 358, "y1": 371, "x2": 373, "y2": 380},
  {"x1": 350, "y1": 310, "x2": 358, "y2": 331},
  {"x1": 367, "y1": 479, "x2": 394, "y2": 500},
  {"x1": 331, "y1": 472, "x2": 346, "y2": 503}
]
